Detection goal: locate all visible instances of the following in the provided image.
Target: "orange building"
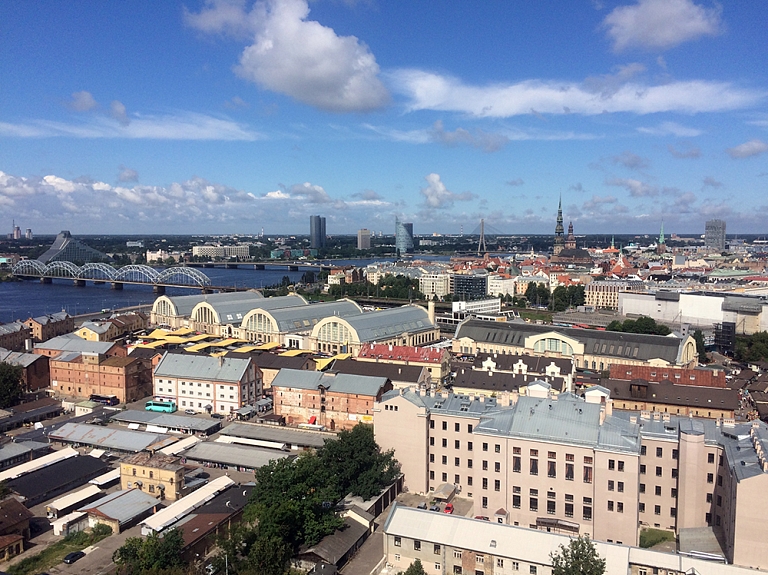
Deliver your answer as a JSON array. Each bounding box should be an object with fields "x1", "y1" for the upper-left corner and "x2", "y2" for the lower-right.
[
  {"x1": 25, "y1": 312, "x2": 74, "y2": 343},
  {"x1": 49, "y1": 353, "x2": 151, "y2": 403}
]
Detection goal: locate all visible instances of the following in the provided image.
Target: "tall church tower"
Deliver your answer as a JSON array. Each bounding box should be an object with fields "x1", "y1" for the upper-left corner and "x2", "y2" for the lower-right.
[
  {"x1": 657, "y1": 221, "x2": 667, "y2": 255},
  {"x1": 565, "y1": 221, "x2": 576, "y2": 250},
  {"x1": 553, "y1": 196, "x2": 565, "y2": 255}
]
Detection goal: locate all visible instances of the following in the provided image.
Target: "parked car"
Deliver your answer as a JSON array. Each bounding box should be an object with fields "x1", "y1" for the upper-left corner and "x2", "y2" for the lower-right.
[
  {"x1": 429, "y1": 505, "x2": 441, "y2": 512},
  {"x1": 474, "y1": 515, "x2": 490, "y2": 521},
  {"x1": 416, "y1": 502, "x2": 427, "y2": 509},
  {"x1": 184, "y1": 409, "x2": 197, "y2": 415},
  {"x1": 444, "y1": 503, "x2": 454, "y2": 514},
  {"x1": 63, "y1": 551, "x2": 85, "y2": 564},
  {"x1": 211, "y1": 413, "x2": 224, "y2": 419}
]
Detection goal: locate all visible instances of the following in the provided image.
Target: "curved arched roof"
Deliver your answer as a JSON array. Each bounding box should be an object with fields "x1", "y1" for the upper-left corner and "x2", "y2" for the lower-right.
[
  {"x1": 152, "y1": 290, "x2": 264, "y2": 318},
  {"x1": 253, "y1": 299, "x2": 362, "y2": 333},
  {"x1": 312, "y1": 304, "x2": 433, "y2": 343},
  {"x1": 191, "y1": 293, "x2": 307, "y2": 325}
]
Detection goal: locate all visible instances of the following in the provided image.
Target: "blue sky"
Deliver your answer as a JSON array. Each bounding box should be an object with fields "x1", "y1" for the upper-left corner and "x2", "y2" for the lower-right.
[{"x1": 1, "y1": 0, "x2": 767, "y2": 236}]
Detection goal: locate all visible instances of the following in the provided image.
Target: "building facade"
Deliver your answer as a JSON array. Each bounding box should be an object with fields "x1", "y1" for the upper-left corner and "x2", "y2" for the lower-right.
[
  {"x1": 120, "y1": 453, "x2": 187, "y2": 500},
  {"x1": 395, "y1": 218, "x2": 414, "y2": 255},
  {"x1": 25, "y1": 312, "x2": 74, "y2": 343},
  {"x1": 310, "y1": 215, "x2": 327, "y2": 249},
  {"x1": 705, "y1": 219, "x2": 727, "y2": 251},
  {"x1": 153, "y1": 353, "x2": 261, "y2": 414},
  {"x1": 357, "y1": 229, "x2": 371, "y2": 250},
  {"x1": 49, "y1": 354, "x2": 151, "y2": 402},
  {"x1": 585, "y1": 280, "x2": 643, "y2": 310}
]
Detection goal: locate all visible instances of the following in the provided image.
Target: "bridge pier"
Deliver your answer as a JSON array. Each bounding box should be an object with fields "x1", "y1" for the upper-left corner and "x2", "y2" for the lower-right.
[
  {"x1": 111, "y1": 282, "x2": 124, "y2": 290},
  {"x1": 152, "y1": 285, "x2": 165, "y2": 295},
  {"x1": 73, "y1": 279, "x2": 86, "y2": 287},
  {"x1": 203, "y1": 263, "x2": 214, "y2": 268},
  {"x1": 40, "y1": 277, "x2": 52, "y2": 284},
  {"x1": 201, "y1": 287, "x2": 211, "y2": 294},
  {"x1": 253, "y1": 264, "x2": 265, "y2": 270}
]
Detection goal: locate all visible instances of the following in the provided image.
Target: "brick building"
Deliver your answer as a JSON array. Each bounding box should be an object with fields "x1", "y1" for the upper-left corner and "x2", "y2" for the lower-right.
[
  {"x1": 0, "y1": 322, "x2": 30, "y2": 352},
  {"x1": 272, "y1": 369, "x2": 391, "y2": 430},
  {"x1": 24, "y1": 312, "x2": 74, "y2": 343},
  {"x1": 49, "y1": 353, "x2": 151, "y2": 402},
  {"x1": 609, "y1": 364, "x2": 726, "y2": 388},
  {"x1": 0, "y1": 348, "x2": 49, "y2": 392}
]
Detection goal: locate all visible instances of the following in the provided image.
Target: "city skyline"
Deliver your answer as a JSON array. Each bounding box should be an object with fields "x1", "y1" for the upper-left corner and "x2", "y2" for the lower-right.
[{"x1": 1, "y1": 1, "x2": 767, "y2": 235}]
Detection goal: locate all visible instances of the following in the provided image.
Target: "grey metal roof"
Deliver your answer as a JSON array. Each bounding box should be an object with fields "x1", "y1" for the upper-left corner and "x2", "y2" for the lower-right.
[
  {"x1": 200, "y1": 294, "x2": 307, "y2": 324},
  {"x1": 182, "y1": 442, "x2": 293, "y2": 469},
  {"x1": 455, "y1": 319, "x2": 686, "y2": 364},
  {"x1": 221, "y1": 421, "x2": 336, "y2": 448},
  {"x1": 271, "y1": 369, "x2": 388, "y2": 397},
  {"x1": 154, "y1": 352, "x2": 251, "y2": 383},
  {"x1": 265, "y1": 299, "x2": 362, "y2": 333},
  {"x1": 110, "y1": 410, "x2": 221, "y2": 433},
  {"x1": 80, "y1": 488, "x2": 158, "y2": 525},
  {"x1": 0, "y1": 322, "x2": 27, "y2": 336},
  {"x1": 340, "y1": 305, "x2": 433, "y2": 342},
  {"x1": 385, "y1": 389, "x2": 499, "y2": 417},
  {"x1": 49, "y1": 422, "x2": 169, "y2": 452},
  {"x1": 36, "y1": 335, "x2": 117, "y2": 354},
  {"x1": 327, "y1": 359, "x2": 425, "y2": 384},
  {"x1": 160, "y1": 290, "x2": 264, "y2": 318},
  {"x1": 0, "y1": 441, "x2": 47, "y2": 463},
  {"x1": 0, "y1": 349, "x2": 43, "y2": 369}
]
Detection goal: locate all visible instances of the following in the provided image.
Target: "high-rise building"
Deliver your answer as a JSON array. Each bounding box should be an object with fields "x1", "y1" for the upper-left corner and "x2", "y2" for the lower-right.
[
  {"x1": 705, "y1": 219, "x2": 726, "y2": 251},
  {"x1": 25, "y1": 229, "x2": 32, "y2": 240},
  {"x1": 395, "y1": 218, "x2": 414, "y2": 256},
  {"x1": 309, "y1": 215, "x2": 326, "y2": 249},
  {"x1": 357, "y1": 228, "x2": 371, "y2": 250}
]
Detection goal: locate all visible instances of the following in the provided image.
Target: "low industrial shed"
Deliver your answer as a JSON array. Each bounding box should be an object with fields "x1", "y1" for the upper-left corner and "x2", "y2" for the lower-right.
[
  {"x1": 47, "y1": 422, "x2": 174, "y2": 453},
  {"x1": 181, "y1": 442, "x2": 293, "y2": 472},
  {"x1": 6, "y1": 456, "x2": 110, "y2": 507},
  {"x1": 79, "y1": 489, "x2": 159, "y2": 533}
]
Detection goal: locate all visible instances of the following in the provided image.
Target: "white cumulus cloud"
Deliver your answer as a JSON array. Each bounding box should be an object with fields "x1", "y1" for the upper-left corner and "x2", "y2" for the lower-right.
[
  {"x1": 67, "y1": 91, "x2": 98, "y2": 112},
  {"x1": 727, "y1": 139, "x2": 768, "y2": 159},
  {"x1": 603, "y1": 0, "x2": 722, "y2": 52},
  {"x1": 186, "y1": 0, "x2": 389, "y2": 113},
  {"x1": 420, "y1": 173, "x2": 474, "y2": 210}
]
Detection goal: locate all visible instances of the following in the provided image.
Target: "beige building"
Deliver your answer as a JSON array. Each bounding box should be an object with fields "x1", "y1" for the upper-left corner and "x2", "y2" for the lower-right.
[
  {"x1": 75, "y1": 321, "x2": 120, "y2": 342},
  {"x1": 419, "y1": 273, "x2": 451, "y2": 300},
  {"x1": 374, "y1": 388, "x2": 768, "y2": 568},
  {"x1": 585, "y1": 280, "x2": 643, "y2": 310},
  {"x1": 120, "y1": 452, "x2": 188, "y2": 500},
  {"x1": 454, "y1": 318, "x2": 697, "y2": 371}
]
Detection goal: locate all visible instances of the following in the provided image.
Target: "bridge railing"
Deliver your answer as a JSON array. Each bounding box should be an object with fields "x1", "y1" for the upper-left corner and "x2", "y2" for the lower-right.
[{"x1": 11, "y1": 261, "x2": 212, "y2": 287}]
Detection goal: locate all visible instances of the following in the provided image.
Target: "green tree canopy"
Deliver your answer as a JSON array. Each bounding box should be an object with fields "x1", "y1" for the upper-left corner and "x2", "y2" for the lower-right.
[
  {"x1": 550, "y1": 535, "x2": 606, "y2": 575},
  {"x1": 606, "y1": 316, "x2": 671, "y2": 336},
  {"x1": 0, "y1": 362, "x2": 23, "y2": 408},
  {"x1": 113, "y1": 528, "x2": 185, "y2": 574},
  {"x1": 401, "y1": 559, "x2": 427, "y2": 575},
  {"x1": 735, "y1": 332, "x2": 768, "y2": 362}
]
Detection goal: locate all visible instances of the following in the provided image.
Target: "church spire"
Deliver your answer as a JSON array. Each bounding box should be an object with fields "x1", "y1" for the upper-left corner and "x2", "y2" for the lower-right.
[
  {"x1": 554, "y1": 195, "x2": 565, "y2": 255},
  {"x1": 659, "y1": 220, "x2": 665, "y2": 245}
]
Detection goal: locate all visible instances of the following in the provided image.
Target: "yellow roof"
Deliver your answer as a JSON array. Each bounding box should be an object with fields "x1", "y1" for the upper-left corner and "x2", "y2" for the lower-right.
[
  {"x1": 169, "y1": 327, "x2": 195, "y2": 336},
  {"x1": 136, "y1": 340, "x2": 168, "y2": 349},
  {"x1": 145, "y1": 329, "x2": 172, "y2": 339},
  {"x1": 185, "y1": 333, "x2": 214, "y2": 342},
  {"x1": 279, "y1": 349, "x2": 313, "y2": 357},
  {"x1": 185, "y1": 342, "x2": 213, "y2": 353},
  {"x1": 230, "y1": 346, "x2": 261, "y2": 353},
  {"x1": 255, "y1": 341, "x2": 281, "y2": 350}
]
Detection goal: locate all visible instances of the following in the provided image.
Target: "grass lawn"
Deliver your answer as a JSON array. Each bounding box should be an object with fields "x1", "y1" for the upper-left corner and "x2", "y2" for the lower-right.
[
  {"x1": 518, "y1": 309, "x2": 554, "y2": 323},
  {"x1": 639, "y1": 527, "x2": 675, "y2": 549},
  {"x1": 9, "y1": 525, "x2": 112, "y2": 575}
]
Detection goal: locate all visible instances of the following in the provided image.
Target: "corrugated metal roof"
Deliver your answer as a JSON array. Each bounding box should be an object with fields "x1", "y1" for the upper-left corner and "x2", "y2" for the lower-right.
[
  {"x1": 0, "y1": 349, "x2": 43, "y2": 368},
  {"x1": 49, "y1": 423, "x2": 169, "y2": 452},
  {"x1": 141, "y1": 475, "x2": 234, "y2": 534},
  {"x1": 183, "y1": 442, "x2": 292, "y2": 469},
  {"x1": 35, "y1": 335, "x2": 117, "y2": 354},
  {"x1": 159, "y1": 435, "x2": 200, "y2": 455},
  {"x1": 339, "y1": 305, "x2": 433, "y2": 342},
  {"x1": 81, "y1": 488, "x2": 158, "y2": 525},
  {"x1": 266, "y1": 299, "x2": 362, "y2": 333},
  {"x1": 0, "y1": 447, "x2": 79, "y2": 482},
  {"x1": 110, "y1": 410, "x2": 221, "y2": 433},
  {"x1": 221, "y1": 421, "x2": 335, "y2": 448},
  {"x1": 199, "y1": 294, "x2": 307, "y2": 324},
  {"x1": 154, "y1": 352, "x2": 251, "y2": 383},
  {"x1": 48, "y1": 484, "x2": 102, "y2": 512},
  {"x1": 160, "y1": 291, "x2": 264, "y2": 318}
]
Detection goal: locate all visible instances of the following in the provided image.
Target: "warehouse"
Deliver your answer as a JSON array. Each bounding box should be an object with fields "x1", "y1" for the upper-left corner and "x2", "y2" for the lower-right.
[
  {"x1": 48, "y1": 422, "x2": 174, "y2": 453},
  {"x1": 109, "y1": 410, "x2": 222, "y2": 436},
  {"x1": 80, "y1": 488, "x2": 160, "y2": 533},
  {"x1": 6, "y1": 456, "x2": 110, "y2": 507},
  {"x1": 219, "y1": 421, "x2": 335, "y2": 451},
  {"x1": 181, "y1": 442, "x2": 293, "y2": 472}
]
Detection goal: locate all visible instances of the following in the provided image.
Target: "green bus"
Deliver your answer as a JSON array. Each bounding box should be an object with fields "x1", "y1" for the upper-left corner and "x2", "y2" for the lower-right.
[{"x1": 145, "y1": 400, "x2": 177, "y2": 413}]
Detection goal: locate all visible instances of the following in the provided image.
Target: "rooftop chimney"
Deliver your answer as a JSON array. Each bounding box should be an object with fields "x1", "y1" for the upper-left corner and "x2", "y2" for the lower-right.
[{"x1": 427, "y1": 301, "x2": 435, "y2": 325}]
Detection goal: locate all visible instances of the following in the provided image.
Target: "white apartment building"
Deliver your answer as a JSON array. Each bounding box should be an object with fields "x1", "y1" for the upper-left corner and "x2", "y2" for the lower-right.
[
  {"x1": 153, "y1": 353, "x2": 261, "y2": 414},
  {"x1": 487, "y1": 274, "x2": 517, "y2": 297},
  {"x1": 191, "y1": 245, "x2": 250, "y2": 260},
  {"x1": 420, "y1": 273, "x2": 451, "y2": 299}
]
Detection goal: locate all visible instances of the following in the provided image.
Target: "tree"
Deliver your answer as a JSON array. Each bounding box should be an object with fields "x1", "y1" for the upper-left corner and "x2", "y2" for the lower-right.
[
  {"x1": 605, "y1": 316, "x2": 670, "y2": 336},
  {"x1": 113, "y1": 528, "x2": 185, "y2": 573},
  {"x1": 550, "y1": 535, "x2": 606, "y2": 575},
  {"x1": 401, "y1": 559, "x2": 427, "y2": 575},
  {"x1": 0, "y1": 363, "x2": 23, "y2": 408}
]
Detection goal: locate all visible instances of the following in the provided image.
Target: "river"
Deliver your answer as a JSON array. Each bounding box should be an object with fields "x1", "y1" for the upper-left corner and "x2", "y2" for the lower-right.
[{"x1": 0, "y1": 257, "x2": 450, "y2": 323}]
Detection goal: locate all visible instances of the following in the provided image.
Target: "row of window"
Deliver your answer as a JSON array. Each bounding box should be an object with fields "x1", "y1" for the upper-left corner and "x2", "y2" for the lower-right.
[
  {"x1": 639, "y1": 446, "x2": 678, "y2": 458},
  {"x1": 638, "y1": 503, "x2": 677, "y2": 517},
  {"x1": 390, "y1": 554, "x2": 534, "y2": 574}
]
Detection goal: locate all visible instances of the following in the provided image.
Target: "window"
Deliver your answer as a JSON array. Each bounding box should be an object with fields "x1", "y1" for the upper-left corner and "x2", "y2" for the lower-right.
[
  {"x1": 530, "y1": 566, "x2": 537, "y2": 575},
  {"x1": 655, "y1": 485, "x2": 661, "y2": 496},
  {"x1": 707, "y1": 473, "x2": 714, "y2": 484},
  {"x1": 493, "y1": 461, "x2": 500, "y2": 473},
  {"x1": 513, "y1": 456, "x2": 521, "y2": 473},
  {"x1": 708, "y1": 453, "x2": 715, "y2": 464},
  {"x1": 654, "y1": 505, "x2": 661, "y2": 515},
  {"x1": 548, "y1": 451, "x2": 556, "y2": 459},
  {"x1": 442, "y1": 438, "x2": 448, "y2": 448},
  {"x1": 583, "y1": 466, "x2": 592, "y2": 484},
  {"x1": 706, "y1": 493, "x2": 713, "y2": 503},
  {"x1": 455, "y1": 457, "x2": 460, "y2": 467},
  {"x1": 639, "y1": 483, "x2": 645, "y2": 493},
  {"x1": 455, "y1": 422, "x2": 460, "y2": 432},
  {"x1": 414, "y1": 540, "x2": 421, "y2": 551},
  {"x1": 717, "y1": 495, "x2": 722, "y2": 507},
  {"x1": 483, "y1": 460, "x2": 488, "y2": 471},
  {"x1": 641, "y1": 445, "x2": 647, "y2": 456},
  {"x1": 639, "y1": 502, "x2": 645, "y2": 513},
  {"x1": 513, "y1": 446, "x2": 521, "y2": 455},
  {"x1": 548, "y1": 461, "x2": 556, "y2": 478},
  {"x1": 483, "y1": 442, "x2": 488, "y2": 451},
  {"x1": 513, "y1": 494, "x2": 521, "y2": 508},
  {"x1": 670, "y1": 507, "x2": 676, "y2": 517},
  {"x1": 584, "y1": 456, "x2": 592, "y2": 464},
  {"x1": 531, "y1": 449, "x2": 539, "y2": 457},
  {"x1": 640, "y1": 464, "x2": 646, "y2": 474},
  {"x1": 656, "y1": 447, "x2": 663, "y2": 457},
  {"x1": 468, "y1": 459, "x2": 473, "y2": 468},
  {"x1": 468, "y1": 424, "x2": 473, "y2": 433},
  {"x1": 671, "y1": 488, "x2": 677, "y2": 498},
  {"x1": 468, "y1": 442, "x2": 473, "y2": 451},
  {"x1": 442, "y1": 473, "x2": 447, "y2": 482},
  {"x1": 656, "y1": 466, "x2": 662, "y2": 477},
  {"x1": 395, "y1": 554, "x2": 400, "y2": 562},
  {"x1": 497, "y1": 559, "x2": 504, "y2": 568},
  {"x1": 718, "y1": 475, "x2": 723, "y2": 487},
  {"x1": 494, "y1": 479, "x2": 501, "y2": 491},
  {"x1": 565, "y1": 463, "x2": 574, "y2": 481},
  {"x1": 530, "y1": 497, "x2": 538, "y2": 512},
  {"x1": 430, "y1": 420, "x2": 435, "y2": 429},
  {"x1": 394, "y1": 536, "x2": 401, "y2": 547},
  {"x1": 583, "y1": 505, "x2": 592, "y2": 520},
  {"x1": 530, "y1": 458, "x2": 538, "y2": 476},
  {"x1": 454, "y1": 550, "x2": 462, "y2": 559},
  {"x1": 617, "y1": 502, "x2": 623, "y2": 513},
  {"x1": 547, "y1": 500, "x2": 556, "y2": 515},
  {"x1": 618, "y1": 460, "x2": 624, "y2": 472},
  {"x1": 442, "y1": 421, "x2": 447, "y2": 430},
  {"x1": 512, "y1": 562, "x2": 519, "y2": 571},
  {"x1": 608, "y1": 459, "x2": 615, "y2": 470},
  {"x1": 467, "y1": 477, "x2": 473, "y2": 486},
  {"x1": 430, "y1": 454, "x2": 435, "y2": 463},
  {"x1": 495, "y1": 444, "x2": 501, "y2": 453},
  {"x1": 430, "y1": 471, "x2": 435, "y2": 480},
  {"x1": 482, "y1": 497, "x2": 488, "y2": 509},
  {"x1": 482, "y1": 478, "x2": 488, "y2": 490},
  {"x1": 434, "y1": 544, "x2": 441, "y2": 554},
  {"x1": 618, "y1": 481, "x2": 624, "y2": 493},
  {"x1": 455, "y1": 474, "x2": 460, "y2": 484},
  {"x1": 565, "y1": 503, "x2": 574, "y2": 517},
  {"x1": 430, "y1": 437, "x2": 435, "y2": 446},
  {"x1": 672, "y1": 449, "x2": 678, "y2": 460},
  {"x1": 455, "y1": 440, "x2": 460, "y2": 449},
  {"x1": 607, "y1": 500, "x2": 614, "y2": 512},
  {"x1": 476, "y1": 556, "x2": 484, "y2": 564},
  {"x1": 608, "y1": 480, "x2": 614, "y2": 491},
  {"x1": 442, "y1": 456, "x2": 447, "y2": 465}
]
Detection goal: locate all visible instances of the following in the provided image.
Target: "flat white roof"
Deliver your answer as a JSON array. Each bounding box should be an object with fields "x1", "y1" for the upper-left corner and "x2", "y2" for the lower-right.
[
  {"x1": 159, "y1": 435, "x2": 200, "y2": 455},
  {"x1": 141, "y1": 475, "x2": 234, "y2": 535},
  {"x1": 89, "y1": 468, "x2": 120, "y2": 486},
  {"x1": 47, "y1": 484, "x2": 102, "y2": 512}
]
